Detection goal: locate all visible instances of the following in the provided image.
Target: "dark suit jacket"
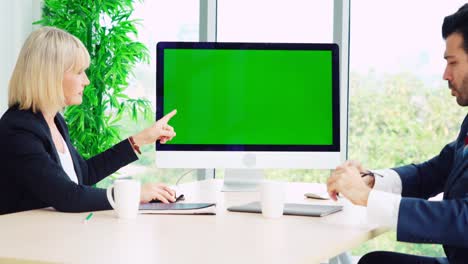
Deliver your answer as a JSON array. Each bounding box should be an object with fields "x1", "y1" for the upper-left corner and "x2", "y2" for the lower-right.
[
  {"x1": 0, "y1": 106, "x2": 138, "y2": 214},
  {"x1": 393, "y1": 114, "x2": 468, "y2": 264}
]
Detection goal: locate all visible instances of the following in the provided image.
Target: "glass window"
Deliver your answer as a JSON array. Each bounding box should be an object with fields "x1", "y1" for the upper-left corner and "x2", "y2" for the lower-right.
[
  {"x1": 102, "y1": 1, "x2": 200, "y2": 187},
  {"x1": 217, "y1": 0, "x2": 333, "y2": 43},
  {"x1": 130, "y1": 1, "x2": 199, "y2": 107},
  {"x1": 349, "y1": 0, "x2": 466, "y2": 257}
]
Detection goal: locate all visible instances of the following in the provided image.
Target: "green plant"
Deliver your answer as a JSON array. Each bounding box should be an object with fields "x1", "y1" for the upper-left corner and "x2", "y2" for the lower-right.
[{"x1": 35, "y1": 0, "x2": 152, "y2": 158}]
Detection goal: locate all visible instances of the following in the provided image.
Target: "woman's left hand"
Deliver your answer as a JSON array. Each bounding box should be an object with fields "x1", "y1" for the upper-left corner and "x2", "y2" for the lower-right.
[{"x1": 132, "y1": 109, "x2": 177, "y2": 146}]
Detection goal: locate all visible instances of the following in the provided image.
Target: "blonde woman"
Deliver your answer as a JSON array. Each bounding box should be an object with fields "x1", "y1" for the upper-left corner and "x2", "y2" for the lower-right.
[{"x1": 0, "y1": 26, "x2": 177, "y2": 214}]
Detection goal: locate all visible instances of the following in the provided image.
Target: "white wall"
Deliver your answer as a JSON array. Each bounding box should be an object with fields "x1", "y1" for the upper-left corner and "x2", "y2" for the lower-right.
[{"x1": 0, "y1": 0, "x2": 41, "y2": 115}]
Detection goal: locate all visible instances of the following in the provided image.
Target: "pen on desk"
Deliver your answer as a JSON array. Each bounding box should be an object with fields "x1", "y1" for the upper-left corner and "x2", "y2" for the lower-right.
[{"x1": 83, "y1": 212, "x2": 93, "y2": 224}]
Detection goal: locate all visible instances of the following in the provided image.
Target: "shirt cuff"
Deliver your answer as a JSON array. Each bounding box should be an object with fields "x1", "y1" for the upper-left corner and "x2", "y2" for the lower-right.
[
  {"x1": 367, "y1": 189, "x2": 401, "y2": 229},
  {"x1": 372, "y1": 169, "x2": 403, "y2": 194}
]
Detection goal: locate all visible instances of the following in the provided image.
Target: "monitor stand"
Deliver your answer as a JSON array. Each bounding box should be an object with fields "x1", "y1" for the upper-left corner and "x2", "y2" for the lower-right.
[{"x1": 221, "y1": 169, "x2": 264, "y2": 192}]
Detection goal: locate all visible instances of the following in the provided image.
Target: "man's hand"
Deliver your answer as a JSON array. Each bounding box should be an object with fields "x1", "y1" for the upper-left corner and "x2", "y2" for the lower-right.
[
  {"x1": 327, "y1": 161, "x2": 372, "y2": 206},
  {"x1": 342, "y1": 160, "x2": 375, "y2": 188}
]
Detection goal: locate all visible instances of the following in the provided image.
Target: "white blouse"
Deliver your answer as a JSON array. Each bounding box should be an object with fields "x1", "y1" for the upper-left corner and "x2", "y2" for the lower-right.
[{"x1": 57, "y1": 136, "x2": 79, "y2": 184}]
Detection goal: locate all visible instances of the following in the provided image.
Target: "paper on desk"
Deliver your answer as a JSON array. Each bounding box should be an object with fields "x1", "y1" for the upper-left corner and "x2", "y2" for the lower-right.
[{"x1": 139, "y1": 203, "x2": 216, "y2": 215}]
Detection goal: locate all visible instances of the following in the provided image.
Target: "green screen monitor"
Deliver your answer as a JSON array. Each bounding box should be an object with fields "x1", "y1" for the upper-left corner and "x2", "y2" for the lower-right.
[{"x1": 156, "y1": 42, "x2": 340, "y2": 175}]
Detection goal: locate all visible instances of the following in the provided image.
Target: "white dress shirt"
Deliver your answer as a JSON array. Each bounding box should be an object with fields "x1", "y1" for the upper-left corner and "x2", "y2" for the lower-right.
[
  {"x1": 366, "y1": 169, "x2": 402, "y2": 229},
  {"x1": 57, "y1": 136, "x2": 79, "y2": 184}
]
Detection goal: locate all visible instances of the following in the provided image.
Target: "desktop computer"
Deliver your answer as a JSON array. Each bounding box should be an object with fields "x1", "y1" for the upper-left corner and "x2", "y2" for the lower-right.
[{"x1": 155, "y1": 41, "x2": 342, "y2": 191}]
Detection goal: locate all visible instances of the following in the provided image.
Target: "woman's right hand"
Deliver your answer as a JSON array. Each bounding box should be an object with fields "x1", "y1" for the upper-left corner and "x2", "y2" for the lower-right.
[
  {"x1": 132, "y1": 109, "x2": 177, "y2": 147},
  {"x1": 140, "y1": 183, "x2": 176, "y2": 204}
]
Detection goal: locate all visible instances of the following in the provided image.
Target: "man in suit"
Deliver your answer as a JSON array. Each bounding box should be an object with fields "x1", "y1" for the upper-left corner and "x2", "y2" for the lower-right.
[{"x1": 327, "y1": 4, "x2": 468, "y2": 264}]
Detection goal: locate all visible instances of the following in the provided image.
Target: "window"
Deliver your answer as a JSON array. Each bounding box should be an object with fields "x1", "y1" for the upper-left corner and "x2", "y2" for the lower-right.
[
  {"x1": 106, "y1": 1, "x2": 200, "y2": 187},
  {"x1": 130, "y1": 1, "x2": 199, "y2": 106},
  {"x1": 217, "y1": 0, "x2": 333, "y2": 43}
]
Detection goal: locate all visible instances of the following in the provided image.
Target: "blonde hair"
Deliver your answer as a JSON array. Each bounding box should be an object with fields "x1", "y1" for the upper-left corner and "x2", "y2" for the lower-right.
[{"x1": 8, "y1": 26, "x2": 90, "y2": 113}]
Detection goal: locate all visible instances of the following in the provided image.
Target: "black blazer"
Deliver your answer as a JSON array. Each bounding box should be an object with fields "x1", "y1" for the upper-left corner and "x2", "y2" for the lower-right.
[
  {"x1": 0, "y1": 106, "x2": 138, "y2": 214},
  {"x1": 393, "y1": 114, "x2": 468, "y2": 263}
]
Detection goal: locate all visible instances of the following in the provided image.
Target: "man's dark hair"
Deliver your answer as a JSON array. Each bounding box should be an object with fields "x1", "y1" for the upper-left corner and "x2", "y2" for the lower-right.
[{"x1": 442, "y1": 4, "x2": 468, "y2": 53}]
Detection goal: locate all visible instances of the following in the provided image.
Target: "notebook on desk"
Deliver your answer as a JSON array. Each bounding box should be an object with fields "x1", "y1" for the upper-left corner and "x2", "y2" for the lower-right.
[
  {"x1": 139, "y1": 203, "x2": 216, "y2": 215},
  {"x1": 227, "y1": 202, "x2": 343, "y2": 217}
]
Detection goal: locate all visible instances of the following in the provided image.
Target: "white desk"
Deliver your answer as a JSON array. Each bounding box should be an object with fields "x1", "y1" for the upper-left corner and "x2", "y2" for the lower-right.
[{"x1": 0, "y1": 180, "x2": 388, "y2": 264}]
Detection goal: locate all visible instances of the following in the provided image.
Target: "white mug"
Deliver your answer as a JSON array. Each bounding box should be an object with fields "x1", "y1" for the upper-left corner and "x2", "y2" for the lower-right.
[
  {"x1": 260, "y1": 180, "x2": 286, "y2": 219},
  {"x1": 106, "y1": 179, "x2": 141, "y2": 219}
]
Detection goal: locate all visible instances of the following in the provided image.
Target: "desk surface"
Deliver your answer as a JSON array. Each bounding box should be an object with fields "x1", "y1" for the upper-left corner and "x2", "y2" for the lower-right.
[{"x1": 0, "y1": 180, "x2": 388, "y2": 264}]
